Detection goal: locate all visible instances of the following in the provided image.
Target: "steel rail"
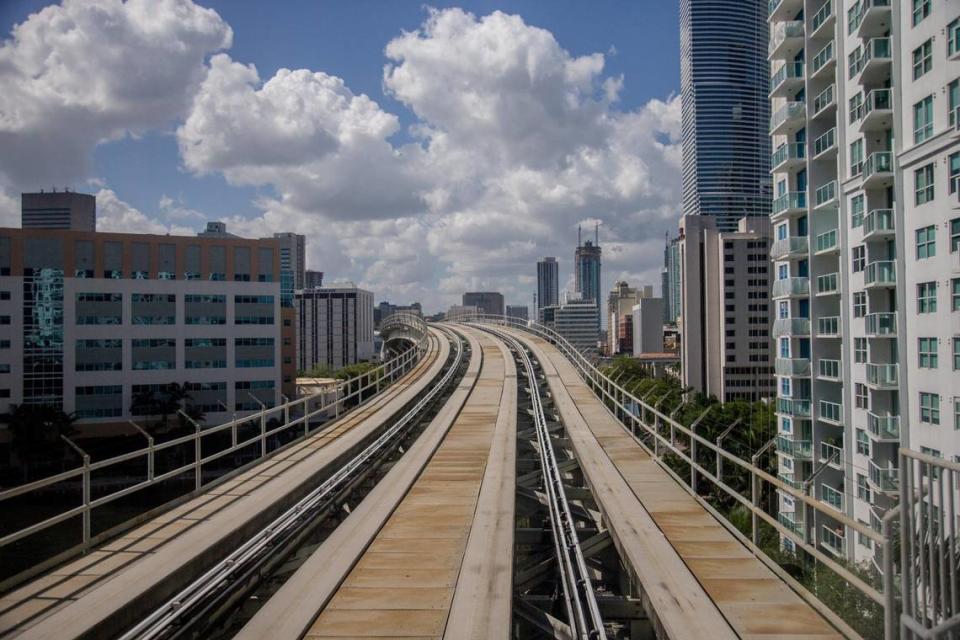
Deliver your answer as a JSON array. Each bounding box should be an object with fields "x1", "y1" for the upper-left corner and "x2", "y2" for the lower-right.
[
  {"x1": 117, "y1": 327, "x2": 466, "y2": 640},
  {"x1": 485, "y1": 326, "x2": 605, "y2": 640}
]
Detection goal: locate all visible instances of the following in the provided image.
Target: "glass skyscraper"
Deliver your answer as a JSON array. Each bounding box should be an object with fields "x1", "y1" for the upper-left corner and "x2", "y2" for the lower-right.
[{"x1": 680, "y1": 0, "x2": 772, "y2": 230}]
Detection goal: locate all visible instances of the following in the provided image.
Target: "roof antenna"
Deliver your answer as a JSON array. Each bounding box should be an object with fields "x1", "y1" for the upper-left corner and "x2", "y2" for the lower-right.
[
  {"x1": 578, "y1": 224, "x2": 582, "y2": 247},
  {"x1": 595, "y1": 221, "x2": 599, "y2": 245}
]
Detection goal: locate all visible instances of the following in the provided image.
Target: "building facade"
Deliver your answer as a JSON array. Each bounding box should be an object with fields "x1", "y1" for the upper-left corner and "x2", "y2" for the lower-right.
[
  {"x1": 305, "y1": 270, "x2": 324, "y2": 289},
  {"x1": 506, "y1": 305, "x2": 529, "y2": 321},
  {"x1": 0, "y1": 227, "x2": 295, "y2": 429},
  {"x1": 679, "y1": 214, "x2": 775, "y2": 402},
  {"x1": 536, "y1": 257, "x2": 559, "y2": 315},
  {"x1": 21, "y1": 191, "x2": 96, "y2": 231},
  {"x1": 768, "y1": 0, "x2": 960, "y2": 564},
  {"x1": 664, "y1": 234, "x2": 683, "y2": 324},
  {"x1": 680, "y1": 0, "x2": 772, "y2": 230},
  {"x1": 632, "y1": 297, "x2": 666, "y2": 355},
  {"x1": 296, "y1": 284, "x2": 374, "y2": 372},
  {"x1": 270, "y1": 232, "x2": 306, "y2": 290},
  {"x1": 607, "y1": 281, "x2": 653, "y2": 354},
  {"x1": 540, "y1": 299, "x2": 600, "y2": 352},
  {"x1": 462, "y1": 291, "x2": 504, "y2": 316}
]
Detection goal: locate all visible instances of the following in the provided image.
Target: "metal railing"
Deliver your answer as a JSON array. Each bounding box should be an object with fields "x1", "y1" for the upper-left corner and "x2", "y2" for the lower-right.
[{"x1": 0, "y1": 312, "x2": 431, "y2": 584}]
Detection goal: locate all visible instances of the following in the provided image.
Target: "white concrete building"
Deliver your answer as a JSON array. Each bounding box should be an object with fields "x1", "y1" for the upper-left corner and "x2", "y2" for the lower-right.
[
  {"x1": 632, "y1": 298, "x2": 665, "y2": 355},
  {"x1": 607, "y1": 281, "x2": 653, "y2": 354},
  {"x1": 768, "y1": 0, "x2": 960, "y2": 565},
  {"x1": 296, "y1": 284, "x2": 374, "y2": 372},
  {"x1": 541, "y1": 299, "x2": 600, "y2": 352}
]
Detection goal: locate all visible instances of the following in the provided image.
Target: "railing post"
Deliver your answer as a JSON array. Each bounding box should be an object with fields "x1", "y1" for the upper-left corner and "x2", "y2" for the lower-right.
[
  {"x1": 246, "y1": 393, "x2": 268, "y2": 458},
  {"x1": 61, "y1": 435, "x2": 91, "y2": 549},
  {"x1": 751, "y1": 451, "x2": 761, "y2": 548},
  {"x1": 128, "y1": 420, "x2": 154, "y2": 481},
  {"x1": 882, "y1": 506, "x2": 900, "y2": 640},
  {"x1": 282, "y1": 395, "x2": 290, "y2": 432},
  {"x1": 178, "y1": 410, "x2": 204, "y2": 491}
]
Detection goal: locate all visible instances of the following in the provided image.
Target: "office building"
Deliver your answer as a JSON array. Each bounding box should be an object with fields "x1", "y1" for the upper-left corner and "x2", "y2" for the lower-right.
[
  {"x1": 540, "y1": 298, "x2": 600, "y2": 352},
  {"x1": 768, "y1": 0, "x2": 960, "y2": 563},
  {"x1": 198, "y1": 221, "x2": 236, "y2": 238},
  {"x1": 632, "y1": 297, "x2": 666, "y2": 355},
  {"x1": 0, "y1": 225, "x2": 295, "y2": 430},
  {"x1": 462, "y1": 292, "x2": 504, "y2": 316},
  {"x1": 663, "y1": 234, "x2": 682, "y2": 324},
  {"x1": 607, "y1": 281, "x2": 653, "y2": 354},
  {"x1": 296, "y1": 284, "x2": 374, "y2": 371},
  {"x1": 536, "y1": 257, "x2": 559, "y2": 315},
  {"x1": 305, "y1": 270, "x2": 324, "y2": 289},
  {"x1": 21, "y1": 190, "x2": 96, "y2": 231},
  {"x1": 679, "y1": 214, "x2": 774, "y2": 402},
  {"x1": 574, "y1": 226, "x2": 602, "y2": 306},
  {"x1": 506, "y1": 305, "x2": 529, "y2": 321},
  {"x1": 269, "y1": 233, "x2": 306, "y2": 290},
  {"x1": 374, "y1": 301, "x2": 422, "y2": 327},
  {"x1": 680, "y1": 0, "x2": 772, "y2": 230}
]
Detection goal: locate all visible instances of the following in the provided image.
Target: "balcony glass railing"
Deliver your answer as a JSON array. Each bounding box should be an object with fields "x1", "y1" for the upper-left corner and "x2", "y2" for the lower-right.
[
  {"x1": 771, "y1": 142, "x2": 805, "y2": 168},
  {"x1": 814, "y1": 85, "x2": 835, "y2": 115},
  {"x1": 778, "y1": 512, "x2": 803, "y2": 534},
  {"x1": 815, "y1": 181, "x2": 837, "y2": 206},
  {"x1": 865, "y1": 260, "x2": 896, "y2": 286},
  {"x1": 773, "y1": 317, "x2": 811, "y2": 337},
  {"x1": 777, "y1": 397, "x2": 812, "y2": 418},
  {"x1": 869, "y1": 459, "x2": 899, "y2": 492},
  {"x1": 770, "y1": 21, "x2": 805, "y2": 55},
  {"x1": 818, "y1": 358, "x2": 841, "y2": 379},
  {"x1": 821, "y1": 483, "x2": 844, "y2": 511},
  {"x1": 817, "y1": 315, "x2": 840, "y2": 336},
  {"x1": 862, "y1": 37, "x2": 891, "y2": 66},
  {"x1": 863, "y1": 151, "x2": 893, "y2": 179},
  {"x1": 866, "y1": 362, "x2": 898, "y2": 388},
  {"x1": 816, "y1": 272, "x2": 839, "y2": 294},
  {"x1": 821, "y1": 441, "x2": 843, "y2": 465},
  {"x1": 768, "y1": 0, "x2": 783, "y2": 17},
  {"x1": 867, "y1": 412, "x2": 900, "y2": 440},
  {"x1": 777, "y1": 434, "x2": 813, "y2": 458},
  {"x1": 822, "y1": 525, "x2": 846, "y2": 556},
  {"x1": 814, "y1": 128, "x2": 837, "y2": 155},
  {"x1": 863, "y1": 208, "x2": 894, "y2": 236},
  {"x1": 770, "y1": 102, "x2": 806, "y2": 132},
  {"x1": 770, "y1": 61, "x2": 805, "y2": 92},
  {"x1": 812, "y1": 0, "x2": 834, "y2": 31},
  {"x1": 816, "y1": 229, "x2": 838, "y2": 253},
  {"x1": 772, "y1": 191, "x2": 806, "y2": 215},
  {"x1": 776, "y1": 357, "x2": 811, "y2": 376},
  {"x1": 770, "y1": 236, "x2": 808, "y2": 259},
  {"x1": 863, "y1": 88, "x2": 892, "y2": 115},
  {"x1": 864, "y1": 312, "x2": 896, "y2": 336},
  {"x1": 778, "y1": 472, "x2": 803, "y2": 491},
  {"x1": 812, "y1": 41, "x2": 835, "y2": 73},
  {"x1": 772, "y1": 276, "x2": 810, "y2": 298},
  {"x1": 819, "y1": 400, "x2": 843, "y2": 424}
]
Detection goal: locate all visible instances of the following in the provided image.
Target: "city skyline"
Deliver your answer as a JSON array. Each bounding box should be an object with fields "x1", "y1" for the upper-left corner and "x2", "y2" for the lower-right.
[{"x1": 0, "y1": 0, "x2": 683, "y2": 312}]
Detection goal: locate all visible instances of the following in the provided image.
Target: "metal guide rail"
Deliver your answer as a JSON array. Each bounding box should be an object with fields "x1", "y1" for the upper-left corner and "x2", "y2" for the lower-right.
[
  {"x1": 486, "y1": 326, "x2": 606, "y2": 640},
  {"x1": 118, "y1": 327, "x2": 466, "y2": 640}
]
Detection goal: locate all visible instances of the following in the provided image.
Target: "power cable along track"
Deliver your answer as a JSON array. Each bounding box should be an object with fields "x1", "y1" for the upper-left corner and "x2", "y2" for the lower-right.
[{"x1": 112, "y1": 327, "x2": 469, "y2": 640}]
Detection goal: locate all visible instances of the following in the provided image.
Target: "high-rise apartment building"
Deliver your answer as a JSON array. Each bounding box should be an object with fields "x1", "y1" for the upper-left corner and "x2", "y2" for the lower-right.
[
  {"x1": 305, "y1": 270, "x2": 324, "y2": 289},
  {"x1": 506, "y1": 305, "x2": 529, "y2": 321},
  {"x1": 574, "y1": 226, "x2": 602, "y2": 331},
  {"x1": 21, "y1": 191, "x2": 96, "y2": 231},
  {"x1": 462, "y1": 291, "x2": 504, "y2": 316},
  {"x1": 296, "y1": 284, "x2": 374, "y2": 371},
  {"x1": 632, "y1": 297, "x2": 666, "y2": 355},
  {"x1": 663, "y1": 234, "x2": 682, "y2": 324},
  {"x1": 768, "y1": 0, "x2": 960, "y2": 564},
  {"x1": 607, "y1": 281, "x2": 653, "y2": 354},
  {"x1": 270, "y1": 233, "x2": 306, "y2": 290},
  {"x1": 679, "y1": 214, "x2": 774, "y2": 402},
  {"x1": 536, "y1": 257, "x2": 559, "y2": 316},
  {"x1": 680, "y1": 0, "x2": 772, "y2": 230},
  {"x1": 0, "y1": 226, "x2": 295, "y2": 428}
]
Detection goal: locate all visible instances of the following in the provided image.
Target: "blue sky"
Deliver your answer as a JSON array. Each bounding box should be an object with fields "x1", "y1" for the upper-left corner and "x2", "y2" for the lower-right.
[{"x1": 0, "y1": 1, "x2": 683, "y2": 310}]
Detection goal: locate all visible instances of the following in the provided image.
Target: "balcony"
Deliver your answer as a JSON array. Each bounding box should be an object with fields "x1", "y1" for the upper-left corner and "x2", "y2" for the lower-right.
[
  {"x1": 773, "y1": 317, "x2": 811, "y2": 338},
  {"x1": 816, "y1": 272, "x2": 840, "y2": 296},
  {"x1": 815, "y1": 229, "x2": 839, "y2": 255},
  {"x1": 771, "y1": 192, "x2": 807, "y2": 220},
  {"x1": 769, "y1": 0, "x2": 804, "y2": 22},
  {"x1": 821, "y1": 525, "x2": 847, "y2": 557},
  {"x1": 856, "y1": 0, "x2": 891, "y2": 39},
  {"x1": 771, "y1": 142, "x2": 806, "y2": 172},
  {"x1": 770, "y1": 236, "x2": 808, "y2": 260},
  {"x1": 867, "y1": 412, "x2": 900, "y2": 441},
  {"x1": 862, "y1": 208, "x2": 894, "y2": 239},
  {"x1": 864, "y1": 312, "x2": 896, "y2": 337},
  {"x1": 811, "y1": 0, "x2": 835, "y2": 37},
  {"x1": 858, "y1": 37, "x2": 892, "y2": 85},
  {"x1": 770, "y1": 101, "x2": 806, "y2": 136},
  {"x1": 866, "y1": 362, "x2": 898, "y2": 389},
  {"x1": 817, "y1": 358, "x2": 841, "y2": 380},
  {"x1": 863, "y1": 151, "x2": 893, "y2": 188},
  {"x1": 778, "y1": 512, "x2": 804, "y2": 535},
  {"x1": 778, "y1": 472, "x2": 803, "y2": 491},
  {"x1": 815, "y1": 181, "x2": 837, "y2": 208},
  {"x1": 813, "y1": 128, "x2": 837, "y2": 158},
  {"x1": 772, "y1": 276, "x2": 810, "y2": 299},
  {"x1": 776, "y1": 357, "x2": 811, "y2": 376},
  {"x1": 811, "y1": 41, "x2": 835, "y2": 79},
  {"x1": 769, "y1": 21, "x2": 805, "y2": 60},
  {"x1": 868, "y1": 459, "x2": 899, "y2": 493},
  {"x1": 777, "y1": 397, "x2": 812, "y2": 418},
  {"x1": 820, "y1": 441, "x2": 844, "y2": 468},
  {"x1": 769, "y1": 61, "x2": 805, "y2": 97},
  {"x1": 859, "y1": 89, "x2": 892, "y2": 133},
  {"x1": 817, "y1": 315, "x2": 840, "y2": 337},
  {"x1": 819, "y1": 400, "x2": 843, "y2": 425},
  {"x1": 777, "y1": 434, "x2": 813, "y2": 459},
  {"x1": 812, "y1": 85, "x2": 836, "y2": 119},
  {"x1": 864, "y1": 260, "x2": 895, "y2": 288},
  {"x1": 821, "y1": 483, "x2": 844, "y2": 511}
]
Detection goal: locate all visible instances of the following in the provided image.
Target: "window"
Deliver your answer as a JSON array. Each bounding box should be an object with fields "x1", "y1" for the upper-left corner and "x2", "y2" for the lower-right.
[
  {"x1": 852, "y1": 246, "x2": 865, "y2": 272},
  {"x1": 950, "y1": 152, "x2": 960, "y2": 195},
  {"x1": 918, "y1": 281, "x2": 938, "y2": 313},
  {"x1": 849, "y1": 91, "x2": 863, "y2": 122},
  {"x1": 856, "y1": 429, "x2": 870, "y2": 456},
  {"x1": 912, "y1": 0, "x2": 930, "y2": 26},
  {"x1": 915, "y1": 164, "x2": 935, "y2": 205},
  {"x1": 850, "y1": 139, "x2": 864, "y2": 176},
  {"x1": 853, "y1": 291, "x2": 867, "y2": 318},
  {"x1": 855, "y1": 383, "x2": 868, "y2": 409},
  {"x1": 914, "y1": 97, "x2": 934, "y2": 144},
  {"x1": 951, "y1": 217, "x2": 960, "y2": 252},
  {"x1": 912, "y1": 39, "x2": 932, "y2": 79},
  {"x1": 854, "y1": 337, "x2": 867, "y2": 363},
  {"x1": 954, "y1": 337, "x2": 960, "y2": 371},
  {"x1": 779, "y1": 337, "x2": 790, "y2": 358},
  {"x1": 950, "y1": 80, "x2": 960, "y2": 129},
  {"x1": 916, "y1": 225, "x2": 936, "y2": 259},
  {"x1": 956, "y1": 398, "x2": 960, "y2": 430},
  {"x1": 954, "y1": 279, "x2": 960, "y2": 311},
  {"x1": 919, "y1": 337, "x2": 938, "y2": 368},
  {"x1": 857, "y1": 474, "x2": 871, "y2": 502},
  {"x1": 920, "y1": 392, "x2": 940, "y2": 425},
  {"x1": 850, "y1": 194, "x2": 864, "y2": 228}
]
